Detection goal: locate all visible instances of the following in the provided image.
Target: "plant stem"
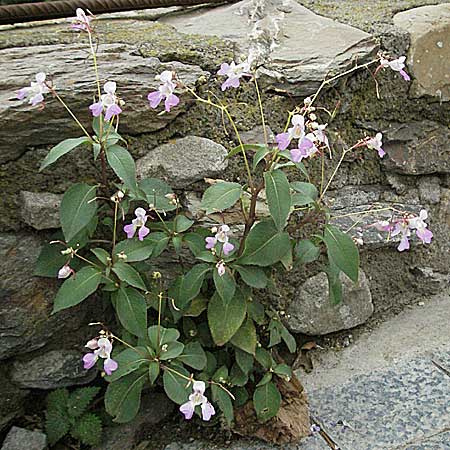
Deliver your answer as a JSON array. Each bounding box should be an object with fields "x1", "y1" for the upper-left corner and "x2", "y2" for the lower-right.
[{"x1": 253, "y1": 76, "x2": 268, "y2": 148}]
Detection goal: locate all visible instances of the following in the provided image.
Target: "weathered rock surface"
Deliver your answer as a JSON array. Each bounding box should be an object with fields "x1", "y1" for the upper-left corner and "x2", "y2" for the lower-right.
[
  {"x1": 286, "y1": 270, "x2": 373, "y2": 335},
  {"x1": 161, "y1": 0, "x2": 378, "y2": 95},
  {"x1": 0, "y1": 427, "x2": 46, "y2": 450},
  {"x1": 136, "y1": 136, "x2": 228, "y2": 188},
  {"x1": 394, "y1": 4, "x2": 450, "y2": 100},
  {"x1": 0, "y1": 44, "x2": 206, "y2": 163},
  {"x1": 382, "y1": 120, "x2": 450, "y2": 175},
  {"x1": 93, "y1": 393, "x2": 174, "y2": 450},
  {"x1": 20, "y1": 191, "x2": 61, "y2": 230},
  {"x1": 0, "y1": 367, "x2": 28, "y2": 432},
  {"x1": 418, "y1": 176, "x2": 441, "y2": 205},
  {"x1": 10, "y1": 350, "x2": 96, "y2": 389}
]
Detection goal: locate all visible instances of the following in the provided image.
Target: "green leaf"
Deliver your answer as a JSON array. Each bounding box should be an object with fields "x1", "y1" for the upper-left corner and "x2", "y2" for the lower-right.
[
  {"x1": 230, "y1": 317, "x2": 257, "y2": 354},
  {"x1": 46, "y1": 409, "x2": 70, "y2": 446},
  {"x1": 147, "y1": 232, "x2": 170, "y2": 258},
  {"x1": 273, "y1": 363, "x2": 292, "y2": 381},
  {"x1": 106, "y1": 145, "x2": 138, "y2": 193},
  {"x1": 295, "y1": 239, "x2": 320, "y2": 264},
  {"x1": 256, "y1": 371, "x2": 273, "y2": 387},
  {"x1": 91, "y1": 247, "x2": 110, "y2": 265},
  {"x1": 326, "y1": 260, "x2": 343, "y2": 305},
  {"x1": 52, "y1": 266, "x2": 102, "y2": 313},
  {"x1": 112, "y1": 261, "x2": 147, "y2": 291},
  {"x1": 248, "y1": 300, "x2": 266, "y2": 325},
  {"x1": 323, "y1": 225, "x2": 359, "y2": 282},
  {"x1": 253, "y1": 381, "x2": 281, "y2": 422},
  {"x1": 170, "y1": 264, "x2": 211, "y2": 311},
  {"x1": 280, "y1": 323, "x2": 296, "y2": 353},
  {"x1": 185, "y1": 297, "x2": 208, "y2": 317},
  {"x1": 71, "y1": 412, "x2": 102, "y2": 447},
  {"x1": 163, "y1": 365, "x2": 191, "y2": 404},
  {"x1": 211, "y1": 367, "x2": 234, "y2": 424},
  {"x1": 138, "y1": 178, "x2": 177, "y2": 212},
  {"x1": 255, "y1": 348, "x2": 273, "y2": 370},
  {"x1": 148, "y1": 361, "x2": 160, "y2": 384},
  {"x1": 213, "y1": 267, "x2": 236, "y2": 305},
  {"x1": 105, "y1": 371, "x2": 146, "y2": 423},
  {"x1": 60, "y1": 183, "x2": 97, "y2": 242},
  {"x1": 235, "y1": 265, "x2": 268, "y2": 289},
  {"x1": 147, "y1": 325, "x2": 180, "y2": 350},
  {"x1": 176, "y1": 342, "x2": 207, "y2": 370},
  {"x1": 239, "y1": 220, "x2": 291, "y2": 267},
  {"x1": 290, "y1": 182, "x2": 318, "y2": 206},
  {"x1": 253, "y1": 146, "x2": 271, "y2": 170},
  {"x1": 114, "y1": 239, "x2": 154, "y2": 262},
  {"x1": 235, "y1": 349, "x2": 253, "y2": 374},
  {"x1": 230, "y1": 364, "x2": 248, "y2": 387},
  {"x1": 40, "y1": 137, "x2": 90, "y2": 171},
  {"x1": 172, "y1": 235, "x2": 183, "y2": 255},
  {"x1": 67, "y1": 387, "x2": 100, "y2": 418},
  {"x1": 106, "y1": 347, "x2": 149, "y2": 382},
  {"x1": 264, "y1": 170, "x2": 291, "y2": 231},
  {"x1": 201, "y1": 182, "x2": 242, "y2": 214},
  {"x1": 159, "y1": 341, "x2": 185, "y2": 360},
  {"x1": 208, "y1": 292, "x2": 247, "y2": 346},
  {"x1": 34, "y1": 241, "x2": 68, "y2": 277},
  {"x1": 112, "y1": 287, "x2": 147, "y2": 337},
  {"x1": 184, "y1": 232, "x2": 208, "y2": 256},
  {"x1": 47, "y1": 389, "x2": 69, "y2": 414},
  {"x1": 227, "y1": 143, "x2": 267, "y2": 158},
  {"x1": 174, "y1": 215, "x2": 194, "y2": 233}
]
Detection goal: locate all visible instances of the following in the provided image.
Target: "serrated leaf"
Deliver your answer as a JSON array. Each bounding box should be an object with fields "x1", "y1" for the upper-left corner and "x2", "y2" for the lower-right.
[
  {"x1": 106, "y1": 144, "x2": 138, "y2": 193},
  {"x1": 105, "y1": 371, "x2": 146, "y2": 423},
  {"x1": 163, "y1": 364, "x2": 191, "y2": 404},
  {"x1": 47, "y1": 388, "x2": 69, "y2": 415},
  {"x1": 235, "y1": 265, "x2": 268, "y2": 289},
  {"x1": 40, "y1": 137, "x2": 90, "y2": 171},
  {"x1": 112, "y1": 261, "x2": 147, "y2": 291},
  {"x1": 253, "y1": 381, "x2": 281, "y2": 422},
  {"x1": 60, "y1": 183, "x2": 97, "y2": 242},
  {"x1": 264, "y1": 170, "x2": 291, "y2": 231},
  {"x1": 113, "y1": 287, "x2": 147, "y2": 337},
  {"x1": 71, "y1": 412, "x2": 102, "y2": 447},
  {"x1": 238, "y1": 220, "x2": 291, "y2": 267},
  {"x1": 295, "y1": 239, "x2": 320, "y2": 264},
  {"x1": 324, "y1": 225, "x2": 359, "y2": 282},
  {"x1": 201, "y1": 182, "x2": 242, "y2": 214},
  {"x1": 114, "y1": 239, "x2": 154, "y2": 262},
  {"x1": 46, "y1": 409, "x2": 70, "y2": 445},
  {"x1": 106, "y1": 347, "x2": 149, "y2": 382},
  {"x1": 176, "y1": 341, "x2": 207, "y2": 370},
  {"x1": 67, "y1": 387, "x2": 100, "y2": 418},
  {"x1": 230, "y1": 318, "x2": 256, "y2": 355},
  {"x1": 208, "y1": 292, "x2": 247, "y2": 346},
  {"x1": 52, "y1": 266, "x2": 102, "y2": 313}
]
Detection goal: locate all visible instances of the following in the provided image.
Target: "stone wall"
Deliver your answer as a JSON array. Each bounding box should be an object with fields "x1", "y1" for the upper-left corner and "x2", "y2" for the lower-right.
[{"x1": 0, "y1": 0, "x2": 449, "y2": 433}]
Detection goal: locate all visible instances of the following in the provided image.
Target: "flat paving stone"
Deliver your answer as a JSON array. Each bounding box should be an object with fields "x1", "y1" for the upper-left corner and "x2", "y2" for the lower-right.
[{"x1": 400, "y1": 431, "x2": 450, "y2": 449}]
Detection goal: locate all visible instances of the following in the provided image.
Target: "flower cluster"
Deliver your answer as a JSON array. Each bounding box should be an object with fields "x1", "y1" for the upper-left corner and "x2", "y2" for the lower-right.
[
  {"x1": 217, "y1": 58, "x2": 251, "y2": 91},
  {"x1": 205, "y1": 224, "x2": 234, "y2": 256},
  {"x1": 17, "y1": 72, "x2": 49, "y2": 107},
  {"x1": 275, "y1": 112, "x2": 328, "y2": 163},
  {"x1": 89, "y1": 81, "x2": 122, "y2": 121},
  {"x1": 124, "y1": 207, "x2": 150, "y2": 241},
  {"x1": 374, "y1": 209, "x2": 433, "y2": 251},
  {"x1": 83, "y1": 335, "x2": 118, "y2": 375},
  {"x1": 148, "y1": 71, "x2": 179, "y2": 112},
  {"x1": 378, "y1": 55, "x2": 411, "y2": 82},
  {"x1": 70, "y1": 8, "x2": 92, "y2": 32},
  {"x1": 180, "y1": 381, "x2": 215, "y2": 421}
]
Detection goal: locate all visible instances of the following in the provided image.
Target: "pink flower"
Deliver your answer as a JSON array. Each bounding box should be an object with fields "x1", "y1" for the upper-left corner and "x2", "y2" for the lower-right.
[
  {"x1": 290, "y1": 134, "x2": 318, "y2": 163},
  {"x1": 179, "y1": 381, "x2": 215, "y2": 421},
  {"x1": 17, "y1": 72, "x2": 49, "y2": 107},
  {"x1": 366, "y1": 133, "x2": 385, "y2": 158},
  {"x1": 391, "y1": 220, "x2": 411, "y2": 252},
  {"x1": 82, "y1": 336, "x2": 118, "y2": 375},
  {"x1": 217, "y1": 59, "x2": 251, "y2": 91},
  {"x1": 70, "y1": 8, "x2": 91, "y2": 32},
  {"x1": 379, "y1": 56, "x2": 411, "y2": 81},
  {"x1": 408, "y1": 209, "x2": 433, "y2": 244},
  {"x1": 205, "y1": 225, "x2": 234, "y2": 256},
  {"x1": 89, "y1": 81, "x2": 122, "y2": 121},
  {"x1": 57, "y1": 265, "x2": 73, "y2": 279},
  {"x1": 147, "y1": 71, "x2": 180, "y2": 112},
  {"x1": 275, "y1": 115, "x2": 305, "y2": 150},
  {"x1": 124, "y1": 207, "x2": 150, "y2": 241},
  {"x1": 216, "y1": 261, "x2": 226, "y2": 277}
]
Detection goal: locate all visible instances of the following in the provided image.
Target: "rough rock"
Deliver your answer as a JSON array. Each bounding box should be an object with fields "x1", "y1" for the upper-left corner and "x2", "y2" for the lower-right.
[
  {"x1": 286, "y1": 270, "x2": 373, "y2": 335},
  {"x1": 93, "y1": 393, "x2": 174, "y2": 450},
  {"x1": 10, "y1": 350, "x2": 96, "y2": 389},
  {"x1": 136, "y1": 136, "x2": 228, "y2": 188},
  {"x1": 20, "y1": 191, "x2": 61, "y2": 230},
  {"x1": 0, "y1": 233, "x2": 94, "y2": 360},
  {"x1": 418, "y1": 176, "x2": 441, "y2": 205},
  {"x1": 1, "y1": 427, "x2": 46, "y2": 450},
  {"x1": 0, "y1": 44, "x2": 206, "y2": 163},
  {"x1": 394, "y1": 4, "x2": 450, "y2": 100},
  {"x1": 0, "y1": 367, "x2": 28, "y2": 432},
  {"x1": 383, "y1": 120, "x2": 450, "y2": 175},
  {"x1": 161, "y1": 0, "x2": 378, "y2": 95}
]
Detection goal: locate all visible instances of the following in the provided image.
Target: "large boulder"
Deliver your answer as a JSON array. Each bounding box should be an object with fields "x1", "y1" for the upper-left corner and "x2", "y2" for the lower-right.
[
  {"x1": 394, "y1": 4, "x2": 450, "y2": 101},
  {"x1": 286, "y1": 270, "x2": 374, "y2": 335}
]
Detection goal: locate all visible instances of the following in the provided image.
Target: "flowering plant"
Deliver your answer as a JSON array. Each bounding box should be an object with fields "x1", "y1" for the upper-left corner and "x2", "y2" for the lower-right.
[{"x1": 22, "y1": 9, "x2": 430, "y2": 442}]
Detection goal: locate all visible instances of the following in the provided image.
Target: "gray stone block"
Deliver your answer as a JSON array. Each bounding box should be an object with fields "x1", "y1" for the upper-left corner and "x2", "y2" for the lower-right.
[{"x1": 1, "y1": 427, "x2": 46, "y2": 450}]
